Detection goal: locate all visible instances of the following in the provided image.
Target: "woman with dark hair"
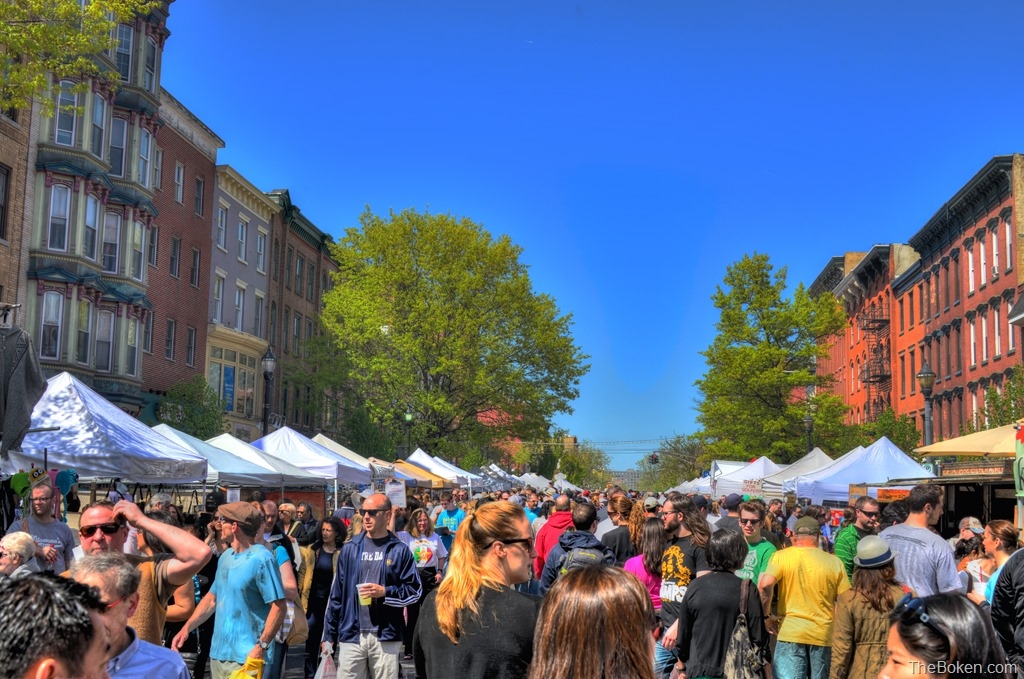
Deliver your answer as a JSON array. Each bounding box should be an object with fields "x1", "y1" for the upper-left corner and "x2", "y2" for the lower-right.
[
  {"x1": 530, "y1": 565, "x2": 657, "y2": 679},
  {"x1": 969, "y1": 519, "x2": 1021, "y2": 606},
  {"x1": 412, "y1": 501, "x2": 539, "y2": 679},
  {"x1": 600, "y1": 495, "x2": 636, "y2": 566},
  {"x1": 396, "y1": 508, "x2": 448, "y2": 660},
  {"x1": 672, "y1": 528, "x2": 768, "y2": 679},
  {"x1": 829, "y1": 535, "x2": 907, "y2": 679},
  {"x1": 624, "y1": 517, "x2": 666, "y2": 612},
  {"x1": 533, "y1": 500, "x2": 555, "y2": 534},
  {"x1": 301, "y1": 516, "x2": 344, "y2": 679},
  {"x1": 880, "y1": 592, "x2": 1009, "y2": 678}
]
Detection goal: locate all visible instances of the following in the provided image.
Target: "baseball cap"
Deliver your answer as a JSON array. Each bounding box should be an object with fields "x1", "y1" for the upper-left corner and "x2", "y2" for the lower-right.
[
  {"x1": 794, "y1": 516, "x2": 820, "y2": 536},
  {"x1": 644, "y1": 496, "x2": 660, "y2": 511},
  {"x1": 724, "y1": 493, "x2": 743, "y2": 510},
  {"x1": 959, "y1": 517, "x2": 984, "y2": 534},
  {"x1": 690, "y1": 495, "x2": 709, "y2": 511}
]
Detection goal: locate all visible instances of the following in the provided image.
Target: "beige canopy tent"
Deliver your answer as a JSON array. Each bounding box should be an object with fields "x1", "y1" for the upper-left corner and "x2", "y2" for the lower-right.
[{"x1": 915, "y1": 422, "x2": 1020, "y2": 457}]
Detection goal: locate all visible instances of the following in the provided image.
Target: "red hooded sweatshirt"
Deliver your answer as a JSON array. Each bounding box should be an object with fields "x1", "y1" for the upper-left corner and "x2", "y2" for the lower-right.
[{"x1": 533, "y1": 510, "x2": 575, "y2": 578}]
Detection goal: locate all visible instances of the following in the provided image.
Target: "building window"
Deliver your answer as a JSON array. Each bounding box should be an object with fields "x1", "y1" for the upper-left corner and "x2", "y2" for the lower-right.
[
  {"x1": 48, "y1": 184, "x2": 70, "y2": 252},
  {"x1": 269, "y1": 302, "x2": 277, "y2": 346},
  {"x1": 169, "y1": 237, "x2": 180, "y2": 278},
  {"x1": 992, "y1": 231, "x2": 1000, "y2": 276},
  {"x1": 283, "y1": 309, "x2": 290, "y2": 352},
  {"x1": 90, "y1": 94, "x2": 106, "y2": 157},
  {"x1": 980, "y1": 241, "x2": 987, "y2": 285},
  {"x1": 144, "y1": 37, "x2": 157, "y2": 92},
  {"x1": 0, "y1": 164, "x2": 7, "y2": 241},
  {"x1": 1009, "y1": 299, "x2": 1017, "y2": 352},
  {"x1": 208, "y1": 347, "x2": 256, "y2": 417},
  {"x1": 898, "y1": 299, "x2": 904, "y2": 333},
  {"x1": 256, "y1": 232, "x2": 266, "y2": 273},
  {"x1": 143, "y1": 312, "x2": 153, "y2": 353},
  {"x1": 994, "y1": 307, "x2": 1002, "y2": 356},
  {"x1": 174, "y1": 163, "x2": 184, "y2": 203},
  {"x1": 147, "y1": 226, "x2": 158, "y2": 266},
  {"x1": 109, "y1": 118, "x2": 126, "y2": 177},
  {"x1": 899, "y1": 354, "x2": 906, "y2": 397},
  {"x1": 272, "y1": 240, "x2": 280, "y2": 280},
  {"x1": 908, "y1": 291, "x2": 915, "y2": 328},
  {"x1": 95, "y1": 310, "x2": 113, "y2": 372},
  {"x1": 194, "y1": 178, "x2": 204, "y2": 216},
  {"x1": 83, "y1": 195, "x2": 99, "y2": 260},
  {"x1": 213, "y1": 275, "x2": 224, "y2": 323},
  {"x1": 130, "y1": 221, "x2": 144, "y2": 281},
  {"x1": 307, "y1": 264, "x2": 315, "y2": 300},
  {"x1": 970, "y1": 320, "x2": 977, "y2": 365},
  {"x1": 126, "y1": 317, "x2": 138, "y2": 376},
  {"x1": 190, "y1": 249, "x2": 200, "y2": 287},
  {"x1": 254, "y1": 295, "x2": 264, "y2": 339},
  {"x1": 115, "y1": 24, "x2": 133, "y2": 80},
  {"x1": 967, "y1": 249, "x2": 975, "y2": 293},
  {"x1": 216, "y1": 207, "x2": 226, "y2": 249},
  {"x1": 982, "y1": 312, "x2": 989, "y2": 362},
  {"x1": 305, "y1": 318, "x2": 313, "y2": 357},
  {"x1": 909, "y1": 351, "x2": 916, "y2": 395},
  {"x1": 953, "y1": 256, "x2": 961, "y2": 304},
  {"x1": 234, "y1": 286, "x2": 244, "y2": 330},
  {"x1": 237, "y1": 220, "x2": 247, "y2": 261},
  {"x1": 76, "y1": 301, "x2": 91, "y2": 365},
  {"x1": 55, "y1": 82, "x2": 77, "y2": 146},
  {"x1": 955, "y1": 324, "x2": 962, "y2": 372},
  {"x1": 165, "y1": 319, "x2": 176, "y2": 360},
  {"x1": 138, "y1": 129, "x2": 151, "y2": 189},
  {"x1": 102, "y1": 212, "x2": 121, "y2": 273},
  {"x1": 285, "y1": 247, "x2": 293, "y2": 288},
  {"x1": 153, "y1": 149, "x2": 162, "y2": 188},
  {"x1": 293, "y1": 313, "x2": 301, "y2": 355},
  {"x1": 1006, "y1": 219, "x2": 1013, "y2": 271},
  {"x1": 295, "y1": 256, "x2": 303, "y2": 294},
  {"x1": 186, "y1": 327, "x2": 196, "y2": 366}
]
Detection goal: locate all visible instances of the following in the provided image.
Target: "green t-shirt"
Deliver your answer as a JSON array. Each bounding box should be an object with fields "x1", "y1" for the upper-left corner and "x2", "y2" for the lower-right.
[{"x1": 736, "y1": 538, "x2": 776, "y2": 584}]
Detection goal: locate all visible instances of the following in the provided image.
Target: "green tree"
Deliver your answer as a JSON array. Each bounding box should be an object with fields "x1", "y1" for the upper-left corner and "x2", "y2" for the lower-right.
[
  {"x1": 157, "y1": 375, "x2": 227, "y2": 440},
  {"x1": 321, "y1": 207, "x2": 590, "y2": 466},
  {"x1": 866, "y1": 408, "x2": 922, "y2": 454},
  {"x1": 637, "y1": 434, "x2": 707, "y2": 492},
  {"x1": 1, "y1": 0, "x2": 158, "y2": 114},
  {"x1": 960, "y1": 364, "x2": 1024, "y2": 434},
  {"x1": 696, "y1": 253, "x2": 848, "y2": 463},
  {"x1": 556, "y1": 440, "x2": 611, "y2": 488}
]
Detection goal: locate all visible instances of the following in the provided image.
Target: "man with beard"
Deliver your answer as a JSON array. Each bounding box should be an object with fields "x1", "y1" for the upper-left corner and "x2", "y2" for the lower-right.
[
  {"x1": 5, "y1": 481, "x2": 75, "y2": 573},
  {"x1": 832, "y1": 496, "x2": 880, "y2": 583},
  {"x1": 656, "y1": 495, "x2": 710, "y2": 678}
]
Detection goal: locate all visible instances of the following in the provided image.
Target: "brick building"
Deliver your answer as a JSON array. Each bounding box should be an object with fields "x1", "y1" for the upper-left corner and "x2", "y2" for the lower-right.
[
  {"x1": 0, "y1": 101, "x2": 34, "y2": 312},
  {"x1": 24, "y1": 4, "x2": 172, "y2": 413}
]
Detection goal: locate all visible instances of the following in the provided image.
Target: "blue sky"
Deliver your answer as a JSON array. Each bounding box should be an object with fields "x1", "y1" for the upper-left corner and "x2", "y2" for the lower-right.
[{"x1": 161, "y1": 1, "x2": 1024, "y2": 470}]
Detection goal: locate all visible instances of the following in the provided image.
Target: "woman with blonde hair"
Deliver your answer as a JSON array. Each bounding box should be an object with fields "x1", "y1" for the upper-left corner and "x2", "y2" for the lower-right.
[
  {"x1": 412, "y1": 500, "x2": 539, "y2": 679},
  {"x1": 530, "y1": 565, "x2": 658, "y2": 679}
]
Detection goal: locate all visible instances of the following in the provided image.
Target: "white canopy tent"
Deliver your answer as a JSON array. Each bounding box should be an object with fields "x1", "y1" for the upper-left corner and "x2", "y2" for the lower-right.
[
  {"x1": 713, "y1": 456, "x2": 785, "y2": 497},
  {"x1": 4, "y1": 372, "x2": 207, "y2": 483},
  {"x1": 207, "y1": 433, "x2": 324, "y2": 486},
  {"x1": 153, "y1": 424, "x2": 290, "y2": 487},
  {"x1": 252, "y1": 427, "x2": 371, "y2": 484},
  {"x1": 406, "y1": 448, "x2": 479, "y2": 488},
  {"x1": 489, "y1": 464, "x2": 522, "y2": 485},
  {"x1": 783, "y1": 447, "x2": 863, "y2": 495},
  {"x1": 711, "y1": 460, "x2": 748, "y2": 479},
  {"x1": 311, "y1": 434, "x2": 418, "y2": 484},
  {"x1": 760, "y1": 447, "x2": 832, "y2": 497},
  {"x1": 790, "y1": 437, "x2": 934, "y2": 504}
]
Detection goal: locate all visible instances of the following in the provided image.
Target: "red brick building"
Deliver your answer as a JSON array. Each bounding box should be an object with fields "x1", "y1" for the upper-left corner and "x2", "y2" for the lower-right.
[{"x1": 0, "y1": 102, "x2": 33, "y2": 311}]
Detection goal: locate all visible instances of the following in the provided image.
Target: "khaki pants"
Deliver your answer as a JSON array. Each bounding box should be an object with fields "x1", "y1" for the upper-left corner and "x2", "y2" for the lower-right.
[{"x1": 336, "y1": 632, "x2": 401, "y2": 679}]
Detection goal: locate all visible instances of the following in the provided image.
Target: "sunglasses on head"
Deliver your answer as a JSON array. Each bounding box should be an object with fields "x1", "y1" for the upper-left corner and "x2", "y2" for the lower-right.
[
  {"x1": 80, "y1": 522, "x2": 122, "y2": 538},
  {"x1": 893, "y1": 594, "x2": 958, "y2": 661}
]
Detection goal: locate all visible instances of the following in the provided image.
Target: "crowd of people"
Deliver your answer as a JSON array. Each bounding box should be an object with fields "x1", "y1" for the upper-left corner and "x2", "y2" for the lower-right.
[{"x1": 3, "y1": 478, "x2": 1024, "y2": 679}]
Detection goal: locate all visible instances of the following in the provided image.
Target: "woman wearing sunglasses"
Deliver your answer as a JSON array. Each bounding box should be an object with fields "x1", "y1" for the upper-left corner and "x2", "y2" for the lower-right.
[
  {"x1": 412, "y1": 500, "x2": 539, "y2": 679},
  {"x1": 879, "y1": 592, "x2": 1009, "y2": 678}
]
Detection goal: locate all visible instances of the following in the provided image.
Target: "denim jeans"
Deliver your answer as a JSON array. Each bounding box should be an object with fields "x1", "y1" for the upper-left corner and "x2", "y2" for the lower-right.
[
  {"x1": 653, "y1": 639, "x2": 678, "y2": 678},
  {"x1": 772, "y1": 641, "x2": 831, "y2": 679}
]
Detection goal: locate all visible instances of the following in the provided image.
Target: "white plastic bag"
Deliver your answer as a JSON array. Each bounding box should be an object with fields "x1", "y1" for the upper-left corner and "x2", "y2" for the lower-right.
[{"x1": 313, "y1": 650, "x2": 336, "y2": 679}]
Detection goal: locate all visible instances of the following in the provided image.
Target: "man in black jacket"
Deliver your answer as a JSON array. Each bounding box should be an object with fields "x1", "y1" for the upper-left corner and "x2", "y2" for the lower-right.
[
  {"x1": 991, "y1": 548, "x2": 1024, "y2": 672},
  {"x1": 538, "y1": 501, "x2": 615, "y2": 595}
]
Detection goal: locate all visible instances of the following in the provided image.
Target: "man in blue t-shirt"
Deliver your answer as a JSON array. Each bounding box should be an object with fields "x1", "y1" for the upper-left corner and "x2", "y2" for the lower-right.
[{"x1": 434, "y1": 492, "x2": 465, "y2": 552}]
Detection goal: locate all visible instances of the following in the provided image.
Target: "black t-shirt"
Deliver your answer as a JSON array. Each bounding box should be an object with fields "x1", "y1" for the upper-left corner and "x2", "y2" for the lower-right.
[{"x1": 659, "y1": 534, "x2": 708, "y2": 626}]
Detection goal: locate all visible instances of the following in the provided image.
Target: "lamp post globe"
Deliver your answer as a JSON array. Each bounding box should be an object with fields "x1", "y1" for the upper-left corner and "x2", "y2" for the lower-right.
[
  {"x1": 261, "y1": 346, "x2": 276, "y2": 437},
  {"x1": 916, "y1": 360, "x2": 936, "y2": 446},
  {"x1": 404, "y1": 410, "x2": 413, "y2": 456}
]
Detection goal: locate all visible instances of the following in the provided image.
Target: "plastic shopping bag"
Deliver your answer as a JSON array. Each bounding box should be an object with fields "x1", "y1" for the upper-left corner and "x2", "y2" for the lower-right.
[
  {"x1": 228, "y1": 657, "x2": 264, "y2": 679},
  {"x1": 313, "y1": 650, "x2": 337, "y2": 679}
]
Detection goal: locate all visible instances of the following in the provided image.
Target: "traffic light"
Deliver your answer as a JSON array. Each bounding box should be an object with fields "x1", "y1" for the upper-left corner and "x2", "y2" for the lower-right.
[{"x1": 649, "y1": 453, "x2": 659, "y2": 464}]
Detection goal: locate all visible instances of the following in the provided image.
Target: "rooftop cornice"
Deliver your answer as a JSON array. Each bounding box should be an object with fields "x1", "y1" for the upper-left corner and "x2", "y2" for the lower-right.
[{"x1": 216, "y1": 165, "x2": 279, "y2": 222}]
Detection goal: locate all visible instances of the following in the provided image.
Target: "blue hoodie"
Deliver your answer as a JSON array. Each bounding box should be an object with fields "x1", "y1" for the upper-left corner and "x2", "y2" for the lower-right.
[
  {"x1": 539, "y1": 530, "x2": 616, "y2": 595},
  {"x1": 322, "y1": 531, "x2": 422, "y2": 644}
]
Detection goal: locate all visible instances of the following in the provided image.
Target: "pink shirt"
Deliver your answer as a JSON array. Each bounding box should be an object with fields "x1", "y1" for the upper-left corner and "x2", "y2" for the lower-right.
[{"x1": 624, "y1": 554, "x2": 662, "y2": 609}]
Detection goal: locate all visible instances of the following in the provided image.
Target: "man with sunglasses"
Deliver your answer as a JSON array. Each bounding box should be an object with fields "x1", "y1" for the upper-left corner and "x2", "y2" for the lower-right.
[
  {"x1": 833, "y1": 496, "x2": 880, "y2": 583},
  {"x1": 322, "y1": 493, "x2": 421, "y2": 679},
  {"x1": 5, "y1": 481, "x2": 75, "y2": 573},
  {"x1": 735, "y1": 501, "x2": 776, "y2": 584},
  {"x1": 77, "y1": 499, "x2": 212, "y2": 646}
]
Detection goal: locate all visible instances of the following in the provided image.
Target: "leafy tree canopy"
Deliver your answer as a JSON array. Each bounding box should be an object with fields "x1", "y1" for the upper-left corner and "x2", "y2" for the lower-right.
[
  {"x1": 637, "y1": 434, "x2": 707, "y2": 492},
  {"x1": 1, "y1": 0, "x2": 158, "y2": 114},
  {"x1": 321, "y1": 207, "x2": 589, "y2": 466},
  {"x1": 157, "y1": 375, "x2": 227, "y2": 440},
  {"x1": 557, "y1": 440, "x2": 611, "y2": 488},
  {"x1": 695, "y1": 253, "x2": 848, "y2": 463}
]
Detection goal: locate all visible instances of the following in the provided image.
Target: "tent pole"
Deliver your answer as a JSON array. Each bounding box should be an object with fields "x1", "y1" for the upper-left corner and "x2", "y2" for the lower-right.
[{"x1": 334, "y1": 479, "x2": 338, "y2": 512}]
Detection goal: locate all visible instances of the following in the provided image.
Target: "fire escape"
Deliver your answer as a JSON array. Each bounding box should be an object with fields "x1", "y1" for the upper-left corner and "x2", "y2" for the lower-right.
[{"x1": 858, "y1": 302, "x2": 892, "y2": 421}]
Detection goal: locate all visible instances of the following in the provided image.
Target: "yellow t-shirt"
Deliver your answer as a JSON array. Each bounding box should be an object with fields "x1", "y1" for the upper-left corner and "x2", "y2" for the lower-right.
[{"x1": 764, "y1": 545, "x2": 850, "y2": 646}]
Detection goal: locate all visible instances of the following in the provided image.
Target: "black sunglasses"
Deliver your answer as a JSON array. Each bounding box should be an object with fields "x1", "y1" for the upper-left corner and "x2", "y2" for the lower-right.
[
  {"x1": 485, "y1": 537, "x2": 533, "y2": 550},
  {"x1": 738, "y1": 518, "x2": 761, "y2": 525},
  {"x1": 893, "y1": 594, "x2": 958, "y2": 661},
  {"x1": 80, "y1": 522, "x2": 122, "y2": 538},
  {"x1": 859, "y1": 510, "x2": 879, "y2": 518},
  {"x1": 359, "y1": 508, "x2": 386, "y2": 517}
]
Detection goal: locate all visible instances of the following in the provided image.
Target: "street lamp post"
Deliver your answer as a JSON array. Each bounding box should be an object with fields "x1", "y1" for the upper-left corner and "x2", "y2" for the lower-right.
[
  {"x1": 261, "y1": 346, "x2": 276, "y2": 437},
  {"x1": 803, "y1": 408, "x2": 814, "y2": 453},
  {"x1": 916, "y1": 360, "x2": 936, "y2": 446},
  {"x1": 404, "y1": 410, "x2": 413, "y2": 456}
]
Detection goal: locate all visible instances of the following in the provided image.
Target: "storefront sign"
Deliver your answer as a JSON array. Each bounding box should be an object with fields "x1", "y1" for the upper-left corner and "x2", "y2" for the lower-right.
[{"x1": 877, "y1": 488, "x2": 910, "y2": 502}]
